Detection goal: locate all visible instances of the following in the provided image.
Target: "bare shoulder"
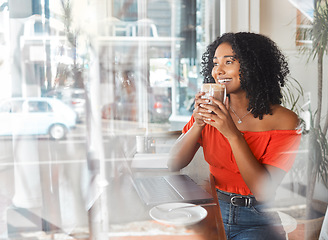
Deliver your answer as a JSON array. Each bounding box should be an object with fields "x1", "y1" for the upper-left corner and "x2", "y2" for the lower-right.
[{"x1": 269, "y1": 105, "x2": 300, "y2": 130}]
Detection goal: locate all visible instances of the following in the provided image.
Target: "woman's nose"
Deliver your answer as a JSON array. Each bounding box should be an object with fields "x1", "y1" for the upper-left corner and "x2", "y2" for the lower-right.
[{"x1": 212, "y1": 66, "x2": 224, "y2": 78}]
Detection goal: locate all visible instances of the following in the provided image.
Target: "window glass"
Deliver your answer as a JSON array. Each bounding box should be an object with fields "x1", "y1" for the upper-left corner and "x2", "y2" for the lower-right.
[
  {"x1": 11, "y1": 101, "x2": 23, "y2": 113},
  {"x1": 27, "y1": 101, "x2": 52, "y2": 112},
  {"x1": 0, "y1": 101, "x2": 10, "y2": 112},
  {"x1": 0, "y1": 0, "x2": 217, "y2": 238},
  {"x1": 2, "y1": 100, "x2": 24, "y2": 113},
  {"x1": 102, "y1": 0, "x2": 209, "y2": 129}
]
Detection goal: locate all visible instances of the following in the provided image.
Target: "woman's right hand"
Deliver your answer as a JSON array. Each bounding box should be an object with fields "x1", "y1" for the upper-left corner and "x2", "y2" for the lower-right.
[{"x1": 193, "y1": 91, "x2": 211, "y2": 127}]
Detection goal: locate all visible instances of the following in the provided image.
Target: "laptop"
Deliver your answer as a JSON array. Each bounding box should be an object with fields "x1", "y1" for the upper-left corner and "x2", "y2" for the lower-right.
[{"x1": 132, "y1": 174, "x2": 213, "y2": 206}]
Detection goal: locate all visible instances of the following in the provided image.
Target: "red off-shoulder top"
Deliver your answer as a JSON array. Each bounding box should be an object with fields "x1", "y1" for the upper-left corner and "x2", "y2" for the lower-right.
[{"x1": 182, "y1": 116, "x2": 302, "y2": 196}]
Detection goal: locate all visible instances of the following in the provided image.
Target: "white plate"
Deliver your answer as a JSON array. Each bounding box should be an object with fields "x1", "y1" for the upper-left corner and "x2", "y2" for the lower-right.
[{"x1": 149, "y1": 203, "x2": 208, "y2": 226}]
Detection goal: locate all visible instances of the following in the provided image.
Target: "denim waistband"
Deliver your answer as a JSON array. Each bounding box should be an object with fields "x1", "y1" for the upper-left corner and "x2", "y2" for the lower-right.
[{"x1": 216, "y1": 189, "x2": 259, "y2": 207}]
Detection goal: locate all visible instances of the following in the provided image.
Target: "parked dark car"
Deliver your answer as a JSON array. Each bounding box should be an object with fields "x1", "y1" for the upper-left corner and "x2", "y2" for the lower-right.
[
  {"x1": 101, "y1": 94, "x2": 171, "y2": 123},
  {"x1": 150, "y1": 94, "x2": 172, "y2": 122}
]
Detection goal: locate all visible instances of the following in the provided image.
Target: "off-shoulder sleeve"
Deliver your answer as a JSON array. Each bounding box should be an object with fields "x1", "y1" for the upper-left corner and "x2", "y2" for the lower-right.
[{"x1": 260, "y1": 131, "x2": 302, "y2": 172}]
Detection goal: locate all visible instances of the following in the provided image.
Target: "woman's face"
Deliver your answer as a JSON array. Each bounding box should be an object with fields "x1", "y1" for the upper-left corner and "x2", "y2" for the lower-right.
[{"x1": 211, "y1": 42, "x2": 242, "y2": 94}]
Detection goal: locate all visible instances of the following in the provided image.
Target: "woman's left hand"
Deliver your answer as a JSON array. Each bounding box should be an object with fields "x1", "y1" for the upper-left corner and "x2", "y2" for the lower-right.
[{"x1": 200, "y1": 97, "x2": 240, "y2": 139}]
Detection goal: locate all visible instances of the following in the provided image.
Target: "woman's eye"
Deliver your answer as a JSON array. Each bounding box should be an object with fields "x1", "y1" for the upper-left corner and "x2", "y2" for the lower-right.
[
  {"x1": 226, "y1": 60, "x2": 232, "y2": 64},
  {"x1": 213, "y1": 62, "x2": 219, "y2": 66}
]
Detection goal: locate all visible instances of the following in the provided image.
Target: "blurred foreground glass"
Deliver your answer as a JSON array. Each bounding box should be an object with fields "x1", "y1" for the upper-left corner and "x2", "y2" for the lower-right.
[{"x1": 0, "y1": 0, "x2": 219, "y2": 238}]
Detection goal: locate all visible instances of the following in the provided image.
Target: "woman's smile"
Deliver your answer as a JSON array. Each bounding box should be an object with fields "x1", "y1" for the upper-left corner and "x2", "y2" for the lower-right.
[{"x1": 217, "y1": 78, "x2": 232, "y2": 85}]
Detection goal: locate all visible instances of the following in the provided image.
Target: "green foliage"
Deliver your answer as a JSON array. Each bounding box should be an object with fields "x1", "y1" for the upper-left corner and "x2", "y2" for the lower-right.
[
  {"x1": 299, "y1": 0, "x2": 328, "y2": 61},
  {"x1": 282, "y1": 76, "x2": 304, "y2": 115},
  {"x1": 309, "y1": 112, "x2": 328, "y2": 188}
]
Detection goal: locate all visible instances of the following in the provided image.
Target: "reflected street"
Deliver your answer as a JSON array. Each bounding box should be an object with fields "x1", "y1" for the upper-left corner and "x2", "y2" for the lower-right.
[{"x1": 0, "y1": 120, "x2": 173, "y2": 237}]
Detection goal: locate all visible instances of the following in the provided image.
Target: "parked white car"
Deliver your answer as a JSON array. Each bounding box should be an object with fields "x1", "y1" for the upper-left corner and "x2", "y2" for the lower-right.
[
  {"x1": 0, "y1": 97, "x2": 77, "y2": 140},
  {"x1": 44, "y1": 88, "x2": 86, "y2": 122}
]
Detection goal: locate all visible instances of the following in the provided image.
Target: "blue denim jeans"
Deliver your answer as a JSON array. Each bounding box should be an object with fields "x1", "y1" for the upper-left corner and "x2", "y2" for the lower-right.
[{"x1": 217, "y1": 189, "x2": 286, "y2": 240}]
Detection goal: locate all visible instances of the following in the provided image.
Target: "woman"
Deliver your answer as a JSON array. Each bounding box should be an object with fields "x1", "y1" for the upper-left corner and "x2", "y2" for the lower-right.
[{"x1": 168, "y1": 32, "x2": 301, "y2": 239}]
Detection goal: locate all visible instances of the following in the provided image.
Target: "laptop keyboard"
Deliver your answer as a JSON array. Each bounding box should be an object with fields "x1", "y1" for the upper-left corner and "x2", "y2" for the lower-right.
[{"x1": 135, "y1": 176, "x2": 182, "y2": 203}]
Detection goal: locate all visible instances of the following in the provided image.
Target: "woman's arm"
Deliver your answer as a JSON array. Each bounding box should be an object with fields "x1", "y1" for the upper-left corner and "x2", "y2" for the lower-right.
[
  {"x1": 168, "y1": 91, "x2": 210, "y2": 171},
  {"x1": 231, "y1": 108, "x2": 301, "y2": 201},
  {"x1": 228, "y1": 133, "x2": 286, "y2": 201},
  {"x1": 167, "y1": 124, "x2": 202, "y2": 171}
]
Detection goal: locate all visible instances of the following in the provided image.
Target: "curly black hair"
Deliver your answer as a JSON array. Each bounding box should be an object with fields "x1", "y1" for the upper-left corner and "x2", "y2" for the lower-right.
[{"x1": 200, "y1": 32, "x2": 290, "y2": 119}]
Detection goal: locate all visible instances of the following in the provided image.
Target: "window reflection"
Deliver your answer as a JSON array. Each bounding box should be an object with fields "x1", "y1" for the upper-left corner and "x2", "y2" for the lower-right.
[{"x1": 0, "y1": 0, "x2": 211, "y2": 238}]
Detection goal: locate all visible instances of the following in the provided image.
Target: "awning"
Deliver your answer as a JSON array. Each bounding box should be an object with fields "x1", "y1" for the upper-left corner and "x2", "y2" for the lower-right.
[{"x1": 288, "y1": 0, "x2": 314, "y2": 22}]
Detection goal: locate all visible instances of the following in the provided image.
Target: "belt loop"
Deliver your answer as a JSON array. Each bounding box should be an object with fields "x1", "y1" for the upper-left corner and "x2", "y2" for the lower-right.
[{"x1": 245, "y1": 197, "x2": 251, "y2": 208}]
